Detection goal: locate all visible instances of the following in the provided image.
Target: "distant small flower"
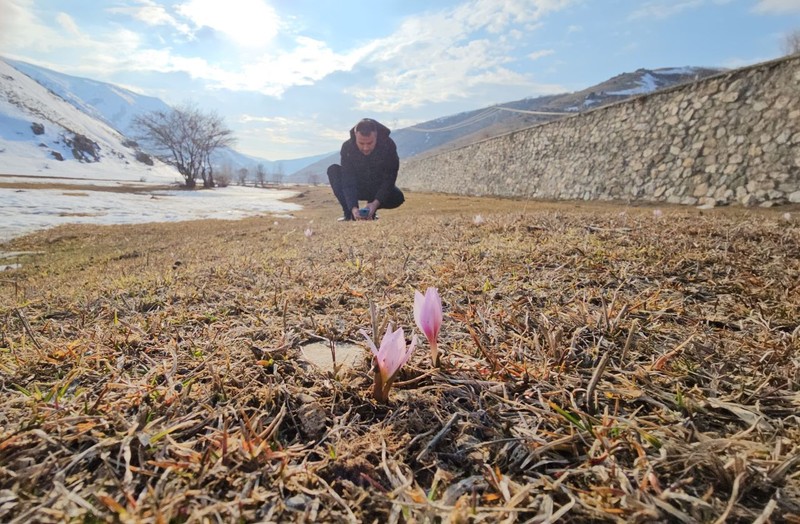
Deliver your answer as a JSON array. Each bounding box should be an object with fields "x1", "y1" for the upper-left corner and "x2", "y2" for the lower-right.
[
  {"x1": 414, "y1": 287, "x2": 443, "y2": 366},
  {"x1": 361, "y1": 324, "x2": 417, "y2": 403},
  {"x1": 473, "y1": 214, "x2": 485, "y2": 225},
  {"x1": 653, "y1": 209, "x2": 663, "y2": 219},
  {"x1": 783, "y1": 212, "x2": 792, "y2": 222},
  {"x1": 304, "y1": 228, "x2": 314, "y2": 238}
]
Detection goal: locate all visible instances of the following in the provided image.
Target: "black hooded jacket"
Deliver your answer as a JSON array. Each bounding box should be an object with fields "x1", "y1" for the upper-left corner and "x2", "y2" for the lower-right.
[{"x1": 339, "y1": 119, "x2": 399, "y2": 211}]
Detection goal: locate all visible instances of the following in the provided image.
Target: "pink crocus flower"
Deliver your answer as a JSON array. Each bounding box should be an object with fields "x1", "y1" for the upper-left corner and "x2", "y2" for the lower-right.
[
  {"x1": 414, "y1": 287, "x2": 443, "y2": 366},
  {"x1": 361, "y1": 324, "x2": 417, "y2": 403}
]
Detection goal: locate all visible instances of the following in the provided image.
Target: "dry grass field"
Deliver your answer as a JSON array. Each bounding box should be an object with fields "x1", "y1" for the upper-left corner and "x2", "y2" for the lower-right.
[{"x1": 1, "y1": 184, "x2": 799, "y2": 523}]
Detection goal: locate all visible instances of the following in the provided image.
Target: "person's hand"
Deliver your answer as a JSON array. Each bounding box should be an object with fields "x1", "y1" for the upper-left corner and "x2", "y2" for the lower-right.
[
  {"x1": 366, "y1": 200, "x2": 380, "y2": 219},
  {"x1": 351, "y1": 207, "x2": 361, "y2": 220}
]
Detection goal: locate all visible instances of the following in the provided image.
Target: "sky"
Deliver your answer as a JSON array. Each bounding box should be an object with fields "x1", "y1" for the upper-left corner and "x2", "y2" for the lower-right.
[{"x1": 1, "y1": 0, "x2": 800, "y2": 161}]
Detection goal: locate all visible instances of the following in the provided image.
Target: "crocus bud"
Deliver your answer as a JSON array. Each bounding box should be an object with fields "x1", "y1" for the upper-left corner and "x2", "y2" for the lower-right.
[
  {"x1": 414, "y1": 287, "x2": 443, "y2": 366},
  {"x1": 361, "y1": 324, "x2": 417, "y2": 403}
]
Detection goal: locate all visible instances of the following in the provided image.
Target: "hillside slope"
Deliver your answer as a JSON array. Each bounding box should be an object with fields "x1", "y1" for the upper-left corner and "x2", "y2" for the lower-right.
[
  {"x1": 0, "y1": 59, "x2": 178, "y2": 184},
  {"x1": 291, "y1": 66, "x2": 724, "y2": 182}
]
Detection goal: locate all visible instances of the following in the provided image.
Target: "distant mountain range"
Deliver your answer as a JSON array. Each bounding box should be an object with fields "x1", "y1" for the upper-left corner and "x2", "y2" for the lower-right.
[
  {"x1": 293, "y1": 66, "x2": 724, "y2": 182},
  {"x1": 1, "y1": 56, "x2": 724, "y2": 184}
]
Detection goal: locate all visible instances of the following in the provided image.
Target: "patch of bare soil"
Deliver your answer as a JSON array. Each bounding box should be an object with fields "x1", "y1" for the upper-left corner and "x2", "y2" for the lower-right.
[
  {"x1": 0, "y1": 179, "x2": 178, "y2": 193},
  {"x1": 1, "y1": 186, "x2": 798, "y2": 522}
]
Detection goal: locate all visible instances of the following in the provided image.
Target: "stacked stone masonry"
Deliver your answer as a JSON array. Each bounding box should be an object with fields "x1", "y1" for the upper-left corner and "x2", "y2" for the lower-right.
[{"x1": 399, "y1": 55, "x2": 800, "y2": 207}]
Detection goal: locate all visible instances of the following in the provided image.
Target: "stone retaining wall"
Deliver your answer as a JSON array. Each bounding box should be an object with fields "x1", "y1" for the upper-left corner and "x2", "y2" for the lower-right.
[{"x1": 399, "y1": 55, "x2": 800, "y2": 207}]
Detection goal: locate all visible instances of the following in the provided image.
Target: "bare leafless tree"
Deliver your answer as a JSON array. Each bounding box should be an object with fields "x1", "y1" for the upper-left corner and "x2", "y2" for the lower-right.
[
  {"x1": 255, "y1": 163, "x2": 267, "y2": 187},
  {"x1": 783, "y1": 28, "x2": 800, "y2": 56},
  {"x1": 237, "y1": 167, "x2": 249, "y2": 186},
  {"x1": 215, "y1": 167, "x2": 232, "y2": 187},
  {"x1": 272, "y1": 162, "x2": 284, "y2": 186},
  {"x1": 132, "y1": 104, "x2": 235, "y2": 189}
]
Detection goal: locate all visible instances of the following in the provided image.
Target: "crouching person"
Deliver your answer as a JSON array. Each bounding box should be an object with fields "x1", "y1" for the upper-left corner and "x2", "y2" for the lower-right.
[{"x1": 327, "y1": 118, "x2": 405, "y2": 221}]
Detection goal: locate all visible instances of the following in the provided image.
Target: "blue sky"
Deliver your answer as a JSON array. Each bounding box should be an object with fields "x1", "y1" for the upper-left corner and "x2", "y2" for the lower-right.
[{"x1": 1, "y1": 0, "x2": 799, "y2": 161}]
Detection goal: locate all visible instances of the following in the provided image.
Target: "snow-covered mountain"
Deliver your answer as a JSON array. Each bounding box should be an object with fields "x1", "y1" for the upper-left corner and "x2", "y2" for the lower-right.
[
  {"x1": 0, "y1": 58, "x2": 180, "y2": 184},
  {"x1": 6, "y1": 58, "x2": 172, "y2": 139},
  {"x1": 1, "y1": 58, "x2": 323, "y2": 179}
]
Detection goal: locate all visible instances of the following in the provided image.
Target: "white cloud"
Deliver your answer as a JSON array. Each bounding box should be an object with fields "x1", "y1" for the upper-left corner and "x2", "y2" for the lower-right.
[
  {"x1": 176, "y1": 0, "x2": 280, "y2": 47},
  {"x1": 348, "y1": 0, "x2": 575, "y2": 112},
  {"x1": 234, "y1": 116, "x2": 345, "y2": 158},
  {"x1": 0, "y1": 0, "x2": 361, "y2": 100},
  {"x1": 629, "y1": 1, "x2": 704, "y2": 20},
  {"x1": 107, "y1": 0, "x2": 193, "y2": 36},
  {"x1": 0, "y1": 0, "x2": 62, "y2": 53},
  {"x1": 2, "y1": 0, "x2": 573, "y2": 110},
  {"x1": 212, "y1": 36, "x2": 373, "y2": 95},
  {"x1": 120, "y1": 48, "x2": 231, "y2": 83},
  {"x1": 529, "y1": 49, "x2": 555, "y2": 60},
  {"x1": 55, "y1": 13, "x2": 82, "y2": 37},
  {"x1": 0, "y1": 1, "x2": 145, "y2": 70},
  {"x1": 627, "y1": 0, "x2": 752, "y2": 20},
  {"x1": 753, "y1": 0, "x2": 800, "y2": 13}
]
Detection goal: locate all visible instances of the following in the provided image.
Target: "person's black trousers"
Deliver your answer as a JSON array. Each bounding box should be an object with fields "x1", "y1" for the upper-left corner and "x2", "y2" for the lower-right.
[{"x1": 327, "y1": 164, "x2": 405, "y2": 219}]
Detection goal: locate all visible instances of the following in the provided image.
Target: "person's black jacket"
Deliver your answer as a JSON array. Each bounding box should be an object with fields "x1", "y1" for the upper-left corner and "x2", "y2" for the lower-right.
[{"x1": 339, "y1": 119, "x2": 399, "y2": 211}]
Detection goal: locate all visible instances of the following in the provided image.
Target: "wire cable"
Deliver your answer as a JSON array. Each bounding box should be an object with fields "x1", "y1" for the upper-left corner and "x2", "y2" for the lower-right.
[
  {"x1": 404, "y1": 105, "x2": 567, "y2": 132},
  {"x1": 404, "y1": 107, "x2": 501, "y2": 132},
  {"x1": 494, "y1": 106, "x2": 567, "y2": 116}
]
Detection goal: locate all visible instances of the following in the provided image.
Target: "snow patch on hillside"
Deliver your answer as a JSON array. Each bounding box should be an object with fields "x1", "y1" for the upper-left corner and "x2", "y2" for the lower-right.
[
  {"x1": 607, "y1": 73, "x2": 659, "y2": 96},
  {"x1": 0, "y1": 58, "x2": 179, "y2": 184}
]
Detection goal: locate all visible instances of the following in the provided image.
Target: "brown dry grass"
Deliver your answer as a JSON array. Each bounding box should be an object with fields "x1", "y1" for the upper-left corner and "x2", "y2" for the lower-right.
[{"x1": 1, "y1": 185, "x2": 799, "y2": 523}]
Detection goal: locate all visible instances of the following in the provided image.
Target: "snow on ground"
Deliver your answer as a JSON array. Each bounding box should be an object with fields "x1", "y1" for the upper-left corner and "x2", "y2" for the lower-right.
[
  {"x1": 0, "y1": 138, "x2": 302, "y2": 244},
  {"x1": 0, "y1": 185, "x2": 301, "y2": 243},
  {"x1": 0, "y1": 143, "x2": 182, "y2": 186}
]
